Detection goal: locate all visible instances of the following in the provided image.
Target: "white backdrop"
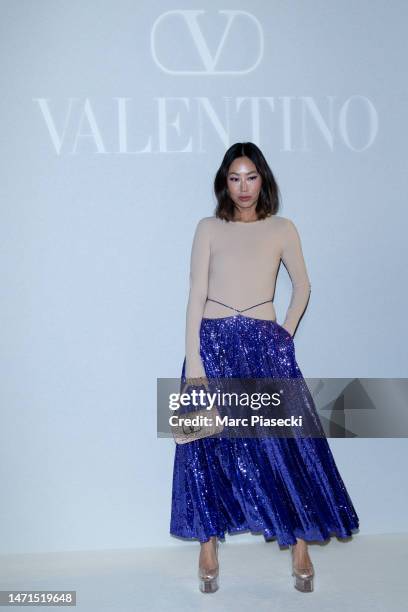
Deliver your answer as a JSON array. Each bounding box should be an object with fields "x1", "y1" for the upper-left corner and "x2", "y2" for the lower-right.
[{"x1": 0, "y1": 0, "x2": 407, "y2": 554}]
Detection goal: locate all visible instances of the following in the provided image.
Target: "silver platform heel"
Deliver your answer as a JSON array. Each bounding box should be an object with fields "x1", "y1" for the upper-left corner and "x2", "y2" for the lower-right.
[
  {"x1": 290, "y1": 544, "x2": 314, "y2": 592},
  {"x1": 198, "y1": 536, "x2": 219, "y2": 593}
]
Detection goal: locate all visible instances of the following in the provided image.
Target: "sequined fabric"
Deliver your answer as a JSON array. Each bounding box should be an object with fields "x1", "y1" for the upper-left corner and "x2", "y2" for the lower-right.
[{"x1": 170, "y1": 315, "x2": 360, "y2": 545}]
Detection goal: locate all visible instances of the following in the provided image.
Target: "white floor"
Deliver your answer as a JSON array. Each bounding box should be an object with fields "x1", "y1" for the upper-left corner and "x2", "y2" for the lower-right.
[{"x1": 0, "y1": 533, "x2": 407, "y2": 611}]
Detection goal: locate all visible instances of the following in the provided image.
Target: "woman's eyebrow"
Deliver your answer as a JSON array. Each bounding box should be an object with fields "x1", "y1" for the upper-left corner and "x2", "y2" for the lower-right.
[{"x1": 228, "y1": 171, "x2": 258, "y2": 175}]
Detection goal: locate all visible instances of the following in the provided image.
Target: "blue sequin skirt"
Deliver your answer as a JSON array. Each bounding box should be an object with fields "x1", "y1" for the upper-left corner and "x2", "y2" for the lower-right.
[{"x1": 170, "y1": 315, "x2": 360, "y2": 545}]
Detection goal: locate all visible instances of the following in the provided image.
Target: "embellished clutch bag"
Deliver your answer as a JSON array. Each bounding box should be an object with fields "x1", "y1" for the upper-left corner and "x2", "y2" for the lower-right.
[
  {"x1": 171, "y1": 404, "x2": 224, "y2": 444},
  {"x1": 171, "y1": 377, "x2": 224, "y2": 444}
]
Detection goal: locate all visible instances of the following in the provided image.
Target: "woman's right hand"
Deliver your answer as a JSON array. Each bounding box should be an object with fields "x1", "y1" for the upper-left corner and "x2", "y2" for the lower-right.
[{"x1": 182, "y1": 376, "x2": 210, "y2": 394}]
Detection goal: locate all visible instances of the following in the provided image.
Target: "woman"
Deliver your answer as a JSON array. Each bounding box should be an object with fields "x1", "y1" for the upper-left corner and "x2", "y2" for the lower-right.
[{"x1": 169, "y1": 142, "x2": 359, "y2": 594}]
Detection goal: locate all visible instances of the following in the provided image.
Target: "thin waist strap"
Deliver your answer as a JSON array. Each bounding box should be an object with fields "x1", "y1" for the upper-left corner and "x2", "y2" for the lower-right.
[{"x1": 206, "y1": 297, "x2": 273, "y2": 314}]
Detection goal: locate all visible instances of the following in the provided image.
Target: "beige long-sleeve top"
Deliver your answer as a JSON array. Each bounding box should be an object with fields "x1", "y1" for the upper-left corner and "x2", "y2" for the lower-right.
[{"x1": 185, "y1": 214, "x2": 312, "y2": 379}]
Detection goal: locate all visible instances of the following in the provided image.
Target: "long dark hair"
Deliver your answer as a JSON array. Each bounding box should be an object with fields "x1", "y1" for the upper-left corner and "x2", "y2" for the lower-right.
[{"x1": 214, "y1": 142, "x2": 281, "y2": 221}]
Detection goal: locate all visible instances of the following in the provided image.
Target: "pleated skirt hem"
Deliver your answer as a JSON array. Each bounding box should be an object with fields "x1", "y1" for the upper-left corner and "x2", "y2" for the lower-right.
[{"x1": 169, "y1": 524, "x2": 359, "y2": 546}]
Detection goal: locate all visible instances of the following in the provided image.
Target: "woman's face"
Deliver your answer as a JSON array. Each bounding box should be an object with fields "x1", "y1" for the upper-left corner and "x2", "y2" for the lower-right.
[{"x1": 226, "y1": 156, "x2": 262, "y2": 213}]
